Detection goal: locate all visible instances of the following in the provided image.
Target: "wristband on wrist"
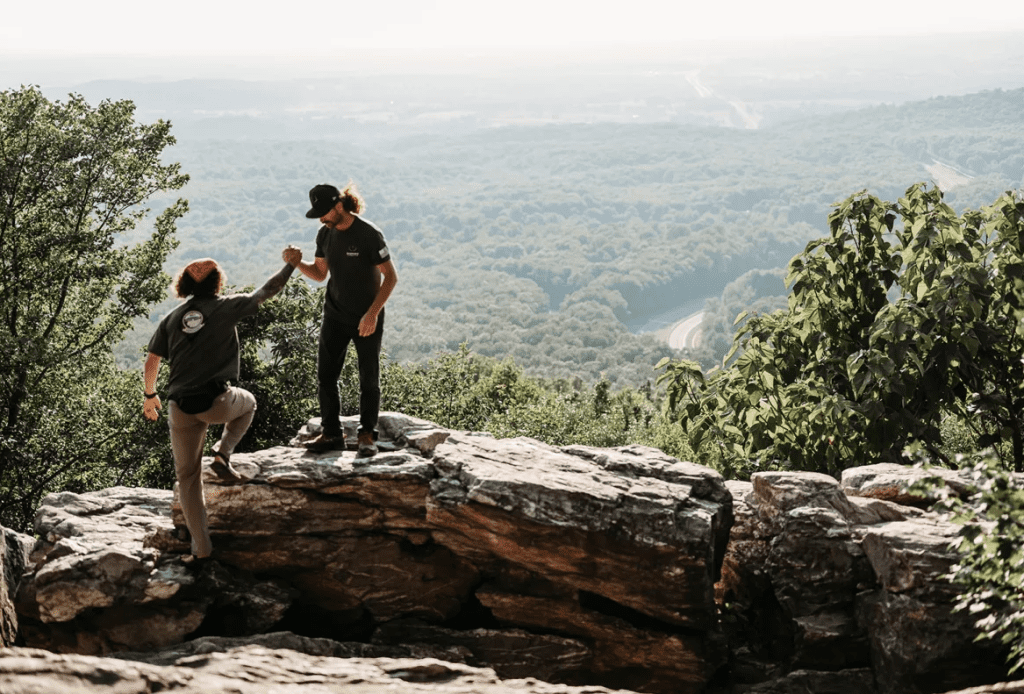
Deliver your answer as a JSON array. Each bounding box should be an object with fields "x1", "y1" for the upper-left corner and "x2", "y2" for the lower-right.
[{"x1": 144, "y1": 392, "x2": 158, "y2": 399}]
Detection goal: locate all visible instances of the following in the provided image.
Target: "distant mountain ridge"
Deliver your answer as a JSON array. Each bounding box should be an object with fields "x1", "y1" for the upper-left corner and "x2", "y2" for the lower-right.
[{"x1": 19, "y1": 32, "x2": 1024, "y2": 142}]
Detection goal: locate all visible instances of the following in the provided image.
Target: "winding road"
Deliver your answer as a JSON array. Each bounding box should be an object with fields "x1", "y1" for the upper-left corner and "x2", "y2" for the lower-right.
[{"x1": 668, "y1": 311, "x2": 704, "y2": 350}]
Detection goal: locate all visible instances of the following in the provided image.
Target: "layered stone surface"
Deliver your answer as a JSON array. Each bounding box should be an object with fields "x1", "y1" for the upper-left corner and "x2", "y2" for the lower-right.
[
  {"x1": 0, "y1": 640, "x2": 635, "y2": 694},
  {"x1": 10, "y1": 414, "x2": 1019, "y2": 694},
  {"x1": 14, "y1": 413, "x2": 732, "y2": 694},
  {"x1": 718, "y1": 469, "x2": 1013, "y2": 694}
]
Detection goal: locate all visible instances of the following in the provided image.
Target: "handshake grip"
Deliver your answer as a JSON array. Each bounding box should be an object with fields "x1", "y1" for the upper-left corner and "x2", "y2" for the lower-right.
[{"x1": 283, "y1": 245, "x2": 303, "y2": 266}]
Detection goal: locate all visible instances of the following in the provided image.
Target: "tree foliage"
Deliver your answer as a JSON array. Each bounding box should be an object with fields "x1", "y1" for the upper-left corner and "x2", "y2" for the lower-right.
[
  {"x1": 694, "y1": 268, "x2": 789, "y2": 368},
  {"x1": 0, "y1": 86, "x2": 187, "y2": 531},
  {"x1": 223, "y1": 281, "x2": 692, "y2": 460},
  {"x1": 234, "y1": 280, "x2": 324, "y2": 451},
  {"x1": 659, "y1": 184, "x2": 1024, "y2": 477},
  {"x1": 223, "y1": 280, "x2": 689, "y2": 459},
  {"x1": 385, "y1": 346, "x2": 665, "y2": 450},
  {"x1": 914, "y1": 452, "x2": 1024, "y2": 674}
]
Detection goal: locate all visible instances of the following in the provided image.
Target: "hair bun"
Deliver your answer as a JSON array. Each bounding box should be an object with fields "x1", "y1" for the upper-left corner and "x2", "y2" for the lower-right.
[{"x1": 184, "y1": 258, "x2": 219, "y2": 283}]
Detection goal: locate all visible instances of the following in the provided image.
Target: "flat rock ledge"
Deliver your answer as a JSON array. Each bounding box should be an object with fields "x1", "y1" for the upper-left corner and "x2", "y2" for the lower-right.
[
  {"x1": 13, "y1": 412, "x2": 733, "y2": 694},
  {"x1": 0, "y1": 641, "x2": 635, "y2": 694}
]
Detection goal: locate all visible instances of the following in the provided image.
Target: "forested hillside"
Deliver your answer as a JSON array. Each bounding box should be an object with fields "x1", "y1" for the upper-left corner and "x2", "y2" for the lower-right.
[{"x1": 125, "y1": 87, "x2": 1024, "y2": 384}]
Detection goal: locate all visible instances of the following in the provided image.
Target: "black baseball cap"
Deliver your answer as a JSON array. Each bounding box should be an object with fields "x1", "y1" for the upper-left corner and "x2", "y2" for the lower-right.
[{"x1": 306, "y1": 184, "x2": 340, "y2": 218}]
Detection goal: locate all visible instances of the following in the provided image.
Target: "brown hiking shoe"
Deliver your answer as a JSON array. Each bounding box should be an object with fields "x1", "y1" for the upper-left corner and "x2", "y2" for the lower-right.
[
  {"x1": 209, "y1": 450, "x2": 244, "y2": 484},
  {"x1": 357, "y1": 432, "x2": 378, "y2": 457},
  {"x1": 304, "y1": 431, "x2": 345, "y2": 452}
]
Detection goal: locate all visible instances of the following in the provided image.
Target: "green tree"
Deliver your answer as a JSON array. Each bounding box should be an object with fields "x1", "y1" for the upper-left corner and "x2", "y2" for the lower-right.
[
  {"x1": 234, "y1": 280, "x2": 324, "y2": 450},
  {"x1": 0, "y1": 86, "x2": 187, "y2": 531},
  {"x1": 659, "y1": 184, "x2": 1024, "y2": 477},
  {"x1": 383, "y1": 344, "x2": 495, "y2": 431}
]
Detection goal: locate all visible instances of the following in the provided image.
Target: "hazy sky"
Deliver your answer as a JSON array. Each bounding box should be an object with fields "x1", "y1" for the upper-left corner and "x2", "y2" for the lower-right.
[{"x1": 4, "y1": 0, "x2": 1024, "y2": 58}]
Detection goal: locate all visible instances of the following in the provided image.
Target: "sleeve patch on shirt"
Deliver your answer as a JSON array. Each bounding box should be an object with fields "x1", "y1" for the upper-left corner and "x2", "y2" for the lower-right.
[{"x1": 379, "y1": 246, "x2": 390, "y2": 259}]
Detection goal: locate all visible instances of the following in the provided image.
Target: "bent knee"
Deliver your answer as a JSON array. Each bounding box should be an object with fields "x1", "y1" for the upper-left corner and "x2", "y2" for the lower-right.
[{"x1": 230, "y1": 387, "x2": 257, "y2": 411}]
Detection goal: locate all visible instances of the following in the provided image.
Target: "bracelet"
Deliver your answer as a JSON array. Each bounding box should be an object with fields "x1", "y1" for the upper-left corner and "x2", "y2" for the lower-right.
[{"x1": 144, "y1": 392, "x2": 158, "y2": 399}]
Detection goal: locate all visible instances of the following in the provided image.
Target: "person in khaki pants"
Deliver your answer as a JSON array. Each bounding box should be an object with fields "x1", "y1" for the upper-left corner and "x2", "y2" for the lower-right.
[{"x1": 143, "y1": 257, "x2": 295, "y2": 560}]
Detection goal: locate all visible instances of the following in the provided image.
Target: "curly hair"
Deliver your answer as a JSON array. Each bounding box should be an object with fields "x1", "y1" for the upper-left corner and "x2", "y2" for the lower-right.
[
  {"x1": 339, "y1": 181, "x2": 365, "y2": 214},
  {"x1": 174, "y1": 262, "x2": 224, "y2": 298}
]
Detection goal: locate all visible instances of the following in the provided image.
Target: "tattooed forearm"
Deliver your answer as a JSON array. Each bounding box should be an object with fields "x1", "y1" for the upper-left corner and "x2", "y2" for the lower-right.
[{"x1": 253, "y1": 263, "x2": 296, "y2": 304}]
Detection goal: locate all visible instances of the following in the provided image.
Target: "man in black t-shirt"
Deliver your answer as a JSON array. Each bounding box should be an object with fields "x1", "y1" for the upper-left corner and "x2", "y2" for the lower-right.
[{"x1": 284, "y1": 182, "x2": 398, "y2": 456}]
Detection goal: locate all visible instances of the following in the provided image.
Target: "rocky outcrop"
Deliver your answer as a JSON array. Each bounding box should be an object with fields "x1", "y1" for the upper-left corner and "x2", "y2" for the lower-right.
[
  {"x1": 13, "y1": 412, "x2": 733, "y2": 694},
  {"x1": 1, "y1": 525, "x2": 32, "y2": 647},
  {"x1": 0, "y1": 641, "x2": 634, "y2": 694},
  {"x1": 1, "y1": 529, "x2": 15, "y2": 647},
  {"x1": 7, "y1": 415, "x2": 1021, "y2": 694},
  {"x1": 717, "y1": 468, "x2": 1013, "y2": 694}
]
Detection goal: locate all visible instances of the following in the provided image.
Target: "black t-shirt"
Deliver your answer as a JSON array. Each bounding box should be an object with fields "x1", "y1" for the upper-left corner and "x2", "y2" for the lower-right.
[
  {"x1": 147, "y1": 293, "x2": 260, "y2": 400},
  {"x1": 315, "y1": 215, "x2": 391, "y2": 325}
]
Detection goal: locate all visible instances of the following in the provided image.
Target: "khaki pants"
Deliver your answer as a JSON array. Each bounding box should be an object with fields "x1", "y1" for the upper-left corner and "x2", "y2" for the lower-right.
[{"x1": 168, "y1": 387, "x2": 256, "y2": 558}]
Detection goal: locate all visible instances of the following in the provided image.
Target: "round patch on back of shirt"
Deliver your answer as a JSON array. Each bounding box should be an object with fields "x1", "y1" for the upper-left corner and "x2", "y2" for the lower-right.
[{"x1": 182, "y1": 310, "x2": 205, "y2": 334}]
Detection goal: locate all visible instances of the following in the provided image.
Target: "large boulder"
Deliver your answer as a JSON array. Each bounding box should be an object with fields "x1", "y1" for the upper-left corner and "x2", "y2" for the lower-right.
[
  {"x1": 840, "y1": 463, "x2": 975, "y2": 507},
  {"x1": 717, "y1": 468, "x2": 1013, "y2": 694},
  {"x1": 15, "y1": 413, "x2": 733, "y2": 694}
]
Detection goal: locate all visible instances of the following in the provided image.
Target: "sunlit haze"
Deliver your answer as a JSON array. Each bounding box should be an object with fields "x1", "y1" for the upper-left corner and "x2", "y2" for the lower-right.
[{"x1": 4, "y1": 0, "x2": 1024, "y2": 60}]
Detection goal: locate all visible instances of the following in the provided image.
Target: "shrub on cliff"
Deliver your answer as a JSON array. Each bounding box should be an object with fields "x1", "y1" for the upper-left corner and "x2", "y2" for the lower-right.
[{"x1": 658, "y1": 183, "x2": 1024, "y2": 477}]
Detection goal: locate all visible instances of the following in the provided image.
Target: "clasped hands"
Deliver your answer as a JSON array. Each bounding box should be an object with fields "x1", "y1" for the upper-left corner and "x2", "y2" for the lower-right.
[{"x1": 283, "y1": 245, "x2": 302, "y2": 267}]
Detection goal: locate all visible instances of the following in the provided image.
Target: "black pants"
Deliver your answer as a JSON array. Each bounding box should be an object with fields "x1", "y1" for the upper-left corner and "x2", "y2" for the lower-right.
[{"x1": 317, "y1": 311, "x2": 383, "y2": 437}]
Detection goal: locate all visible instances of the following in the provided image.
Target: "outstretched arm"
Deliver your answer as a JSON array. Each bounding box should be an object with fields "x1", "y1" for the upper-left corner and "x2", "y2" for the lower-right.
[
  {"x1": 251, "y1": 263, "x2": 297, "y2": 305},
  {"x1": 283, "y1": 245, "x2": 328, "y2": 283}
]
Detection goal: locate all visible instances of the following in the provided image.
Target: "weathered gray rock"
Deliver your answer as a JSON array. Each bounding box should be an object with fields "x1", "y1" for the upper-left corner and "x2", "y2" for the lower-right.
[
  {"x1": 115, "y1": 630, "x2": 450, "y2": 663},
  {"x1": 14, "y1": 485, "x2": 298, "y2": 655},
  {"x1": 738, "y1": 667, "x2": 877, "y2": 694},
  {"x1": 717, "y1": 467, "x2": 1014, "y2": 694},
  {"x1": 938, "y1": 683, "x2": 1024, "y2": 694},
  {"x1": 0, "y1": 643, "x2": 636, "y2": 694},
  {"x1": 841, "y1": 463, "x2": 973, "y2": 507},
  {"x1": 15, "y1": 412, "x2": 732, "y2": 694},
  {"x1": 857, "y1": 590, "x2": 1013, "y2": 694},
  {"x1": 859, "y1": 517, "x2": 960, "y2": 597},
  {"x1": 373, "y1": 619, "x2": 590, "y2": 682},
  {"x1": 1, "y1": 526, "x2": 33, "y2": 647}
]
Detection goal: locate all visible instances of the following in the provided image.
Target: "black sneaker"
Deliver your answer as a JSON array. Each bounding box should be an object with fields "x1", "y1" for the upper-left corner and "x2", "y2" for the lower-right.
[
  {"x1": 304, "y1": 431, "x2": 346, "y2": 452},
  {"x1": 181, "y1": 554, "x2": 212, "y2": 570}
]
